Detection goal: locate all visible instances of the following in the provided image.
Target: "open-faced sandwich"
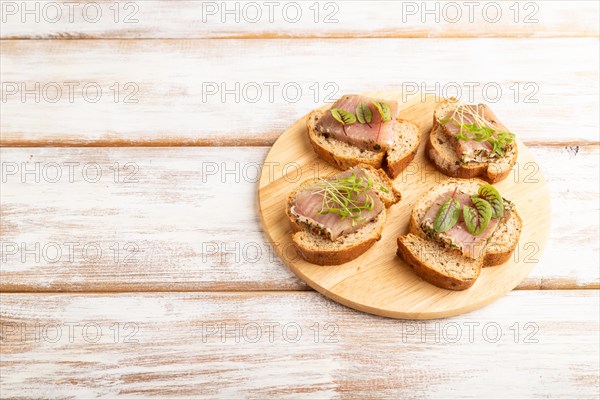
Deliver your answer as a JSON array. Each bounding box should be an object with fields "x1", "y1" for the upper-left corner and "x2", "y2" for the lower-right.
[
  {"x1": 287, "y1": 165, "x2": 400, "y2": 265},
  {"x1": 397, "y1": 179, "x2": 522, "y2": 290},
  {"x1": 428, "y1": 98, "x2": 517, "y2": 183},
  {"x1": 307, "y1": 94, "x2": 421, "y2": 178}
]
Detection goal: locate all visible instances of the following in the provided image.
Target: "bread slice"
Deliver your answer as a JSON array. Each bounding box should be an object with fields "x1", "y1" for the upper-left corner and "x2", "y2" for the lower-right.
[
  {"x1": 287, "y1": 165, "x2": 400, "y2": 265},
  {"x1": 307, "y1": 110, "x2": 420, "y2": 177},
  {"x1": 359, "y1": 164, "x2": 402, "y2": 208},
  {"x1": 385, "y1": 119, "x2": 421, "y2": 178},
  {"x1": 397, "y1": 234, "x2": 482, "y2": 290},
  {"x1": 398, "y1": 178, "x2": 522, "y2": 290},
  {"x1": 483, "y1": 207, "x2": 523, "y2": 266},
  {"x1": 293, "y1": 209, "x2": 387, "y2": 265},
  {"x1": 428, "y1": 98, "x2": 518, "y2": 183},
  {"x1": 407, "y1": 178, "x2": 522, "y2": 266}
]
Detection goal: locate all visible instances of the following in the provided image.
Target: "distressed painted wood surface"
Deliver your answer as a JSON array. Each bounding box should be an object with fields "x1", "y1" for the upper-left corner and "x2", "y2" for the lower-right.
[
  {"x1": 1, "y1": 145, "x2": 598, "y2": 292},
  {"x1": 1, "y1": 0, "x2": 598, "y2": 39},
  {"x1": 1, "y1": 38, "x2": 598, "y2": 146},
  {"x1": 0, "y1": 291, "x2": 598, "y2": 399},
  {"x1": 1, "y1": 2, "x2": 599, "y2": 397}
]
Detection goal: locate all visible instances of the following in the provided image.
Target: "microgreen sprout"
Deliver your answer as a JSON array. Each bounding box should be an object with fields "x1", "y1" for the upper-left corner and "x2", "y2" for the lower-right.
[
  {"x1": 310, "y1": 173, "x2": 376, "y2": 225},
  {"x1": 439, "y1": 104, "x2": 515, "y2": 157}
]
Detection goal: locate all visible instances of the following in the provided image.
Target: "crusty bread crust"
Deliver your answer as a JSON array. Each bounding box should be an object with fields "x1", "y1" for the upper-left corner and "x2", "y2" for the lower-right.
[
  {"x1": 307, "y1": 110, "x2": 421, "y2": 177},
  {"x1": 359, "y1": 164, "x2": 402, "y2": 208},
  {"x1": 428, "y1": 98, "x2": 518, "y2": 183},
  {"x1": 286, "y1": 165, "x2": 399, "y2": 265},
  {"x1": 483, "y1": 208, "x2": 523, "y2": 266},
  {"x1": 406, "y1": 178, "x2": 522, "y2": 268},
  {"x1": 293, "y1": 210, "x2": 386, "y2": 265},
  {"x1": 397, "y1": 234, "x2": 482, "y2": 291},
  {"x1": 385, "y1": 119, "x2": 421, "y2": 178}
]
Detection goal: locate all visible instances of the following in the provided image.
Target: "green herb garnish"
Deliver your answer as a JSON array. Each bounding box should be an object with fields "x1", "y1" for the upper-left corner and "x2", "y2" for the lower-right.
[
  {"x1": 329, "y1": 100, "x2": 393, "y2": 145},
  {"x1": 432, "y1": 184, "x2": 505, "y2": 237},
  {"x1": 330, "y1": 108, "x2": 356, "y2": 136},
  {"x1": 440, "y1": 104, "x2": 515, "y2": 157},
  {"x1": 463, "y1": 196, "x2": 493, "y2": 236},
  {"x1": 356, "y1": 101, "x2": 373, "y2": 127},
  {"x1": 372, "y1": 101, "x2": 392, "y2": 143},
  {"x1": 310, "y1": 173, "x2": 375, "y2": 225},
  {"x1": 372, "y1": 101, "x2": 391, "y2": 122},
  {"x1": 433, "y1": 187, "x2": 461, "y2": 233},
  {"x1": 477, "y1": 184, "x2": 504, "y2": 219}
]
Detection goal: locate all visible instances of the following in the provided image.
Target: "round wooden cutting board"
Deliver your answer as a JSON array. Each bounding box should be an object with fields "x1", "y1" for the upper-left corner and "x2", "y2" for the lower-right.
[{"x1": 258, "y1": 92, "x2": 551, "y2": 319}]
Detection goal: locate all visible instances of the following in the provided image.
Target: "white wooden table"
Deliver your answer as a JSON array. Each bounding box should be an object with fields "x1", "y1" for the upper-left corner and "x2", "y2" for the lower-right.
[{"x1": 1, "y1": 1, "x2": 599, "y2": 398}]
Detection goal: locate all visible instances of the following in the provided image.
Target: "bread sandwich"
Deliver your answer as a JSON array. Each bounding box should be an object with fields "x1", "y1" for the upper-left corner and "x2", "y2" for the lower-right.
[
  {"x1": 428, "y1": 98, "x2": 518, "y2": 183},
  {"x1": 287, "y1": 165, "x2": 400, "y2": 265},
  {"x1": 397, "y1": 178, "x2": 522, "y2": 290},
  {"x1": 307, "y1": 94, "x2": 421, "y2": 178}
]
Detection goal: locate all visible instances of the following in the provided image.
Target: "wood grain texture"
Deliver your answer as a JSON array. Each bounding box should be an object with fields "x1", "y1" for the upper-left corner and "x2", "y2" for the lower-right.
[
  {"x1": 1, "y1": 3, "x2": 597, "y2": 395},
  {"x1": 1, "y1": 38, "x2": 598, "y2": 146},
  {"x1": 258, "y1": 93, "x2": 552, "y2": 319},
  {"x1": 1, "y1": 145, "x2": 597, "y2": 292},
  {"x1": 0, "y1": 291, "x2": 598, "y2": 399},
  {"x1": 1, "y1": 1, "x2": 598, "y2": 39}
]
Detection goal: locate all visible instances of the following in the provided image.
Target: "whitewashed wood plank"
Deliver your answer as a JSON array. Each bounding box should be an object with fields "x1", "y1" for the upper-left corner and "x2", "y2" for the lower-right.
[
  {"x1": 1, "y1": 1, "x2": 598, "y2": 39},
  {"x1": 0, "y1": 146, "x2": 303, "y2": 291},
  {"x1": 0, "y1": 291, "x2": 598, "y2": 399},
  {"x1": 1, "y1": 145, "x2": 597, "y2": 291},
  {"x1": 1, "y1": 38, "x2": 598, "y2": 146}
]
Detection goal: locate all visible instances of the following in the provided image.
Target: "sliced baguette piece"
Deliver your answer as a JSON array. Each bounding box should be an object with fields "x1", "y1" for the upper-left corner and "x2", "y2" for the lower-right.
[
  {"x1": 293, "y1": 209, "x2": 386, "y2": 265},
  {"x1": 385, "y1": 119, "x2": 421, "y2": 178},
  {"x1": 286, "y1": 164, "x2": 400, "y2": 265},
  {"x1": 428, "y1": 98, "x2": 518, "y2": 183},
  {"x1": 397, "y1": 234, "x2": 482, "y2": 290},
  {"x1": 307, "y1": 110, "x2": 421, "y2": 176},
  {"x1": 358, "y1": 164, "x2": 402, "y2": 208},
  {"x1": 407, "y1": 178, "x2": 522, "y2": 267},
  {"x1": 483, "y1": 207, "x2": 523, "y2": 266}
]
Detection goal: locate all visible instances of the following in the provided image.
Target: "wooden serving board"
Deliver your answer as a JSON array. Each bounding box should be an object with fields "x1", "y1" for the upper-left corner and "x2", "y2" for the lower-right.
[{"x1": 258, "y1": 93, "x2": 551, "y2": 319}]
